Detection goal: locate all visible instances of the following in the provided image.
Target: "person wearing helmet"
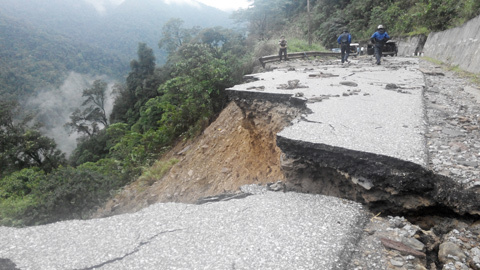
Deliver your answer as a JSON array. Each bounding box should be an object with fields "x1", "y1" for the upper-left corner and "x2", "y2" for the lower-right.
[
  {"x1": 370, "y1": 25, "x2": 390, "y2": 65},
  {"x1": 278, "y1": 36, "x2": 288, "y2": 61},
  {"x1": 337, "y1": 29, "x2": 352, "y2": 64}
]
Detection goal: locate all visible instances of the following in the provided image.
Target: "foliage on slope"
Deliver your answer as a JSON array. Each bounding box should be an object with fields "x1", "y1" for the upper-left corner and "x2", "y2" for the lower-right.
[
  {"x1": 0, "y1": 21, "x2": 253, "y2": 226},
  {"x1": 234, "y1": 0, "x2": 480, "y2": 47},
  {"x1": 0, "y1": 13, "x2": 128, "y2": 102}
]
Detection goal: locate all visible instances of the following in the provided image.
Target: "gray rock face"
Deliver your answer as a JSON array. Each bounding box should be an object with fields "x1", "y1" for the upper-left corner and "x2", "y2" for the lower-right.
[
  {"x1": 439, "y1": 242, "x2": 466, "y2": 264},
  {"x1": 402, "y1": 237, "x2": 426, "y2": 251},
  {"x1": 396, "y1": 34, "x2": 428, "y2": 56}
]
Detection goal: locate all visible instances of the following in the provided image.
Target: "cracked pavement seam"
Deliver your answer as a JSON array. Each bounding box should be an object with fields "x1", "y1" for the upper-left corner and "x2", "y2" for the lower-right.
[{"x1": 77, "y1": 229, "x2": 183, "y2": 270}]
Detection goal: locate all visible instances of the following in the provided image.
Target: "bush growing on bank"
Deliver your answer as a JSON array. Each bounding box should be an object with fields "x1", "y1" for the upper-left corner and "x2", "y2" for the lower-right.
[{"x1": 0, "y1": 159, "x2": 131, "y2": 226}]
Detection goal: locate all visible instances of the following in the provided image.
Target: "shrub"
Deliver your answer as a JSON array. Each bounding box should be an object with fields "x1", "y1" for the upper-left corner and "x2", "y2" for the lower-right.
[
  {"x1": 286, "y1": 38, "x2": 327, "y2": 52},
  {"x1": 0, "y1": 159, "x2": 132, "y2": 226},
  {"x1": 137, "y1": 158, "x2": 179, "y2": 189},
  {"x1": 0, "y1": 195, "x2": 40, "y2": 227},
  {"x1": 0, "y1": 168, "x2": 46, "y2": 226},
  {"x1": 33, "y1": 163, "x2": 127, "y2": 223},
  {"x1": 0, "y1": 168, "x2": 45, "y2": 199}
]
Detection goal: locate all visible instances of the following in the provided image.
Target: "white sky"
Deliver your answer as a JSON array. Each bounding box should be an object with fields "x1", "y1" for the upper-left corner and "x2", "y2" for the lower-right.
[
  {"x1": 87, "y1": 0, "x2": 251, "y2": 12},
  {"x1": 193, "y1": 0, "x2": 251, "y2": 11}
]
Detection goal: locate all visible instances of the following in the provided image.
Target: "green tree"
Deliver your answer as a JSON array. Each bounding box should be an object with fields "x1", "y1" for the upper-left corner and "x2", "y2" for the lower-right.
[
  {"x1": 110, "y1": 43, "x2": 160, "y2": 125},
  {"x1": 158, "y1": 18, "x2": 199, "y2": 54},
  {"x1": 194, "y1": 27, "x2": 249, "y2": 61},
  {"x1": 109, "y1": 83, "x2": 134, "y2": 124},
  {"x1": 233, "y1": 0, "x2": 291, "y2": 39},
  {"x1": 68, "y1": 130, "x2": 110, "y2": 166},
  {"x1": 0, "y1": 168, "x2": 46, "y2": 226},
  {"x1": 157, "y1": 43, "x2": 231, "y2": 138},
  {"x1": 0, "y1": 101, "x2": 66, "y2": 178},
  {"x1": 421, "y1": 0, "x2": 459, "y2": 31},
  {"x1": 82, "y1": 80, "x2": 109, "y2": 127},
  {"x1": 65, "y1": 79, "x2": 110, "y2": 138},
  {"x1": 0, "y1": 159, "x2": 131, "y2": 226}
]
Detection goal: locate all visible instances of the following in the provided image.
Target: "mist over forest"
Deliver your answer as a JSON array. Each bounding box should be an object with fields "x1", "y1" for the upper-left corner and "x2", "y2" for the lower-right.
[
  {"x1": 0, "y1": 0, "x2": 234, "y2": 154},
  {"x1": 0, "y1": 0, "x2": 233, "y2": 64},
  {"x1": 24, "y1": 72, "x2": 116, "y2": 155}
]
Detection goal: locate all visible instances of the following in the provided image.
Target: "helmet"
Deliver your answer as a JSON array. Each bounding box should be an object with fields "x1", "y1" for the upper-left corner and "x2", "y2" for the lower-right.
[{"x1": 377, "y1": 25, "x2": 384, "y2": 29}]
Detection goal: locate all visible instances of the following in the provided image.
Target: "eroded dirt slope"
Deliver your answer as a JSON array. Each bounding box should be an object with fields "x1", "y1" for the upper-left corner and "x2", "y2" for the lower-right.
[{"x1": 95, "y1": 100, "x2": 302, "y2": 217}]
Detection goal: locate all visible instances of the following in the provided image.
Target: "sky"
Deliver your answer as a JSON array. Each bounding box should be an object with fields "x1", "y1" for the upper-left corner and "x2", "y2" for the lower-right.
[
  {"x1": 167, "y1": 0, "x2": 251, "y2": 11},
  {"x1": 86, "y1": 0, "x2": 251, "y2": 12},
  {"x1": 193, "y1": 0, "x2": 251, "y2": 11}
]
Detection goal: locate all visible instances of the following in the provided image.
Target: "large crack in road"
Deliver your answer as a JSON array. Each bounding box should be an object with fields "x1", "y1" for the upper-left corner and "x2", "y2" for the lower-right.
[
  {"x1": 227, "y1": 57, "x2": 480, "y2": 269},
  {"x1": 228, "y1": 57, "x2": 479, "y2": 218}
]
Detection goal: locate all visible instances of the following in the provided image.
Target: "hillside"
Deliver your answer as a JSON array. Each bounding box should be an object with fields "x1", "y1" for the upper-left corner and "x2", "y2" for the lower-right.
[
  {"x1": 234, "y1": 0, "x2": 480, "y2": 48},
  {"x1": 0, "y1": 0, "x2": 233, "y2": 64},
  {"x1": 0, "y1": 13, "x2": 127, "y2": 101},
  {"x1": 94, "y1": 100, "x2": 300, "y2": 216}
]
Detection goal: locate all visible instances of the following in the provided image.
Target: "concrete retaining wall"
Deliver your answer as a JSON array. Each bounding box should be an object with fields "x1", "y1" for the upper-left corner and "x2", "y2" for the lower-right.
[
  {"x1": 423, "y1": 15, "x2": 480, "y2": 74},
  {"x1": 396, "y1": 35, "x2": 427, "y2": 57}
]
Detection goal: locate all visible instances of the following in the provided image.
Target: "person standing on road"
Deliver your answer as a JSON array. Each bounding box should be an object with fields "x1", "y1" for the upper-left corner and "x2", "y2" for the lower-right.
[
  {"x1": 279, "y1": 36, "x2": 288, "y2": 61},
  {"x1": 370, "y1": 25, "x2": 390, "y2": 65},
  {"x1": 337, "y1": 29, "x2": 352, "y2": 64}
]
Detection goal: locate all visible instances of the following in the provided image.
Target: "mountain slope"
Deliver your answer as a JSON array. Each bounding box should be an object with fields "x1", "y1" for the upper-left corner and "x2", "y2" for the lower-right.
[
  {"x1": 0, "y1": 13, "x2": 128, "y2": 100},
  {"x1": 0, "y1": 0, "x2": 233, "y2": 64},
  {"x1": 98, "y1": 0, "x2": 233, "y2": 62}
]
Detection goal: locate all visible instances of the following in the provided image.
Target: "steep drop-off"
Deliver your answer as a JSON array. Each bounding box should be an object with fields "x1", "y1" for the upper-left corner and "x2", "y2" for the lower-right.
[{"x1": 95, "y1": 100, "x2": 303, "y2": 217}]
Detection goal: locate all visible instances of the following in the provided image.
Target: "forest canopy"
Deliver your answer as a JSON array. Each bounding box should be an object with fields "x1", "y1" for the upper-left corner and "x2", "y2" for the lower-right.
[
  {"x1": 233, "y1": 0, "x2": 480, "y2": 47},
  {"x1": 0, "y1": 13, "x2": 128, "y2": 102}
]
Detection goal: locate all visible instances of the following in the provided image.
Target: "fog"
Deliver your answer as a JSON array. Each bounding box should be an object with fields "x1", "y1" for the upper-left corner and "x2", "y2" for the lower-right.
[
  {"x1": 83, "y1": 0, "x2": 125, "y2": 14},
  {"x1": 25, "y1": 72, "x2": 116, "y2": 156},
  {"x1": 82, "y1": 0, "x2": 249, "y2": 13}
]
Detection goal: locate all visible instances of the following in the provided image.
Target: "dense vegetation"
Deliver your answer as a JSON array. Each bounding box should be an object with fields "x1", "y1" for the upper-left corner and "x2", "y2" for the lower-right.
[
  {"x1": 0, "y1": 0, "x2": 232, "y2": 66},
  {"x1": 0, "y1": 13, "x2": 128, "y2": 102},
  {"x1": 2, "y1": 0, "x2": 480, "y2": 226},
  {"x1": 0, "y1": 20, "x2": 254, "y2": 226},
  {"x1": 233, "y1": 0, "x2": 480, "y2": 47}
]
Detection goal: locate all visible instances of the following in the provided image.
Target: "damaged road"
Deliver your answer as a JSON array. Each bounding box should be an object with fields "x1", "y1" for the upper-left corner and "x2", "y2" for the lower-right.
[
  {"x1": 227, "y1": 57, "x2": 480, "y2": 217},
  {"x1": 0, "y1": 189, "x2": 367, "y2": 270},
  {"x1": 2, "y1": 57, "x2": 480, "y2": 270},
  {"x1": 226, "y1": 56, "x2": 480, "y2": 269}
]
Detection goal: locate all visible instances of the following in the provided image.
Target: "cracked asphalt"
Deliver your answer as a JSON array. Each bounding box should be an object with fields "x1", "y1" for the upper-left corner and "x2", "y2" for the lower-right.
[
  {"x1": 229, "y1": 57, "x2": 427, "y2": 166},
  {"x1": 0, "y1": 190, "x2": 366, "y2": 270}
]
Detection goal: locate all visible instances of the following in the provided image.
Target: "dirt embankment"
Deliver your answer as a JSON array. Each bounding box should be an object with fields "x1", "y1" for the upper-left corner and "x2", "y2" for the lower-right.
[{"x1": 95, "y1": 100, "x2": 303, "y2": 217}]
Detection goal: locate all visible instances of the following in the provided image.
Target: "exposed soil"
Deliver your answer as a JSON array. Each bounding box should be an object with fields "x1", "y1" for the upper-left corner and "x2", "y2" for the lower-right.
[{"x1": 94, "y1": 100, "x2": 302, "y2": 217}]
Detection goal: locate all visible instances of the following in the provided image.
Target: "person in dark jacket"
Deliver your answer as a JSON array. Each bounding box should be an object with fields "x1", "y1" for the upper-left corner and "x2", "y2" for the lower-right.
[
  {"x1": 337, "y1": 29, "x2": 352, "y2": 64},
  {"x1": 370, "y1": 25, "x2": 390, "y2": 65},
  {"x1": 279, "y1": 36, "x2": 288, "y2": 61}
]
